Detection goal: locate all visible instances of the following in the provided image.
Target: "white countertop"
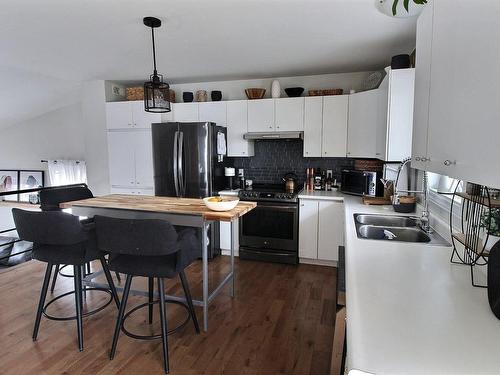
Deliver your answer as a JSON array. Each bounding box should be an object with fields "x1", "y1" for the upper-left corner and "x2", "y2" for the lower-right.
[
  {"x1": 342, "y1": 195, "x2": 500, "y2": 375},
  {"x1": 298, "y1": 189, "x2": 344, "y2": 201}
]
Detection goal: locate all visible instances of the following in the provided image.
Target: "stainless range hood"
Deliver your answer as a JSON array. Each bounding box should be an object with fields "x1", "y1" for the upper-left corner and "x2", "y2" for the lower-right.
[{"x1": 243, "y1": 131, "x2": 304, "y2": 140}]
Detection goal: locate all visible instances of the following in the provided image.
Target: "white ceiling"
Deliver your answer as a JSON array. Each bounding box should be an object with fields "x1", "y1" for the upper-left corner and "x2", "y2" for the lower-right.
[{"x1": 0, "y1": 0, "x2": 417, "y2": 128}]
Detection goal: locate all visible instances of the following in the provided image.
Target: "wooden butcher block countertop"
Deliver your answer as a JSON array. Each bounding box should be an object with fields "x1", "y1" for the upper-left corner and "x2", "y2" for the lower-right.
[{"x1": 60, "y1": 194, "x2": 256, "y2": 222}]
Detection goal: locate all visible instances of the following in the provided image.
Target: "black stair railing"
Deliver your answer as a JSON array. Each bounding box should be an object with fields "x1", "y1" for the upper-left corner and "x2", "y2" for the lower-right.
[{"x1": 0, "y1": 183, "x2": 88, "y2": 262}]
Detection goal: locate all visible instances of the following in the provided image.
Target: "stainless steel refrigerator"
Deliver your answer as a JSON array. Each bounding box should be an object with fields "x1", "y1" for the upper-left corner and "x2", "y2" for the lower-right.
[{"x1": 151, "y1": 122, "x2": 228, "y2": 257}]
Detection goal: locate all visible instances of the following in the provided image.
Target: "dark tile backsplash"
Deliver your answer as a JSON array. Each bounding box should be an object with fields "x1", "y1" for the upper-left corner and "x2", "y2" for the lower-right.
[{"x1": 228, "y1": 139, "x2": 354, "y2": 186}]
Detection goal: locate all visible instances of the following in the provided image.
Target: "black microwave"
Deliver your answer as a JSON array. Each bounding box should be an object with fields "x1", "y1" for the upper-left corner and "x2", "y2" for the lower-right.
[{"x1": 340, "y1": 169, "x2": 383, "y2": 197}]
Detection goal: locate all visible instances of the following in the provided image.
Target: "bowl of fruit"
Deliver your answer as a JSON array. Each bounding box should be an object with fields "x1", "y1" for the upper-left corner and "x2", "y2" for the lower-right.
[{"x1": 203, "y1": 196, "x2": 240, "y2": 212}]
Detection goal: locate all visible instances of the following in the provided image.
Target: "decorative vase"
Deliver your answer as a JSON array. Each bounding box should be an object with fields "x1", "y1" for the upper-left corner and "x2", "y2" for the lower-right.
[
  {"x1": 195, "y1": 90, "x2": 208, "y2": 102},
  {"x1": 211, "y1": 90, "x2": 222, "y2": 101},
  {"x1": 271, "y1": 80, "x2": 281, "y2": 98},
  {"x1": 183, "y1": 92, "x2": 194, "y2": 103}
]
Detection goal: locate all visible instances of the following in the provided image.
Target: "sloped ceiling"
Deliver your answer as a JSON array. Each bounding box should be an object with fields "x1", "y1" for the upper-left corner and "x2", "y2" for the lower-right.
[{"x1": 0, "y1": 0, "x2": 417, "y2": 128}]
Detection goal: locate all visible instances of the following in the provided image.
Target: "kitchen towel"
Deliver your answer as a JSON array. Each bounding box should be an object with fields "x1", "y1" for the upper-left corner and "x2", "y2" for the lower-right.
[{"x1": 217, "y1": 132, "x2": 227, "y2": 155}]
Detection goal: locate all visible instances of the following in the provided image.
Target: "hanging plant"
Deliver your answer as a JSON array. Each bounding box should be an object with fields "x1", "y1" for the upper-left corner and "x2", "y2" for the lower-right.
[{"x1": 391, "y1": 0, "x2": 428, "y2": 16}]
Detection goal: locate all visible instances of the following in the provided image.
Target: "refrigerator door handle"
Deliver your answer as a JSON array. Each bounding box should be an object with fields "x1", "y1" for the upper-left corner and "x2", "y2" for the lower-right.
[
  {"x1": 173, "y1": 130, "x2": 180, "y2": 197},
  {"x1": 178, "y1": 131, "x2": 185, "y2": 196}
]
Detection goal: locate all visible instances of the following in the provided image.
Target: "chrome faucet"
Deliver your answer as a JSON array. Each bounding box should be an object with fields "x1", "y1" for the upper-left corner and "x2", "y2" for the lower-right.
[{"x1": 393, "y1": 157, "x2": 432, "y2": 233}]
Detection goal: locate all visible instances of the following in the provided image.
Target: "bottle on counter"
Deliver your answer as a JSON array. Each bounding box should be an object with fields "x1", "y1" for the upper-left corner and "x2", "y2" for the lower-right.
[
  {"x1": 325, "y1": 171, "x2": 333, "y2": 191},
  {"x1": 321, "y1": 170, "x2": 327, "y2": 191},
  {"x1": 314, "y1": 168, "x2": 322, "y2": 190}
]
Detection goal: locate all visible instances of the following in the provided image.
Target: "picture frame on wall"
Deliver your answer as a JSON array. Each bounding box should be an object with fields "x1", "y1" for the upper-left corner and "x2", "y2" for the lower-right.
[
  {"x1": 0, "y1": 170, "x2": 19, "y2": 202},
  {"x1": 19, "y1": 170, "x2": 44, "y2": 203}
]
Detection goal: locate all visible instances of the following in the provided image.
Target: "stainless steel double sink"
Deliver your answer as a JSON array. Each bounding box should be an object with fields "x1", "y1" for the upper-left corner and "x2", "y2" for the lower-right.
[{"x1": 354, "y1": 214, "x2": 450, "y2": 246}]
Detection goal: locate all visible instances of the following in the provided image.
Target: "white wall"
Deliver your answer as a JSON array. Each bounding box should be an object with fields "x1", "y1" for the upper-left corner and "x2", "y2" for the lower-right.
[
  {"x1": 106, "y1": 71, "x2": 374, "y2": 102},
  {"x1": 0, "y1": 103, "x2": 85, "y2": 173},
  {"x1": 81, "y1": 80, "x2": 110, "y2": 196}
]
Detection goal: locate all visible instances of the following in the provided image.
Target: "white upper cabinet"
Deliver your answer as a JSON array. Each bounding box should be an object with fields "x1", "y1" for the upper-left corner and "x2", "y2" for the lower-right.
[
  {"x1": 322, "y1": 95, "x2": 349, "y2": 157},
  {"x1": 411, "y1": 2, "x2": 433, "y2": 171},
  {"x1": 198, "y1": 102, "x2": 227, "y2": 126},
  {"x1": 347, "y1": 90, "x2": 380, "y2": 158},
  {"x1": 247, "y1": 99, "x2": 274, "y2": 132},
  {"x1": 274, "y1": 97, "x2": 304, "y2": 131},
  {"x1": 131, "y1": 101, "x2": 161, "y2": 128},
  {"x1": 226, "y1": 100, "x2": 254, "y2": 157},
  {"x1": 172, "y1": 103, "x2": 199, "y2": 122},
  {"x1": 386, "y1": 69, "x2": 414, "y2": 162},
  {"x1": 106, "y1": 101, "x2": 161, "y2": 129},
  {"x1": 413, "y1": 1, "x2": 500, "y2": 187},
  {"x1": 303, "y1": 97, "x2": 323, "y2": 157}
]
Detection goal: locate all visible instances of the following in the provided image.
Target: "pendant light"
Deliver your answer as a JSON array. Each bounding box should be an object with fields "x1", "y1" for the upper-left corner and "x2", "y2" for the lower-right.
[{"x1": 143, "y1": 16, "x2": 170, "y2": 113}]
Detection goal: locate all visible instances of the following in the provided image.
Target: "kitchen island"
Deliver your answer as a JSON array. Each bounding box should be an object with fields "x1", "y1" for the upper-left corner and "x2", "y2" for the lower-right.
[{"x1": 61, "y1": 194, "x2": 256, "y2": 331}]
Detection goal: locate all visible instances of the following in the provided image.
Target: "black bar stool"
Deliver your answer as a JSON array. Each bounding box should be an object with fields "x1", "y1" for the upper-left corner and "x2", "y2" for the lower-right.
[
  {"x1": 39, "y1": 184, "x2": 121, "y2": 290},
  {"x1": 94, "y1": 215, "x2": 200, "y2": 374},
  {"x1": 12, "y1": 208, "x2": 120, "y2": 351}
]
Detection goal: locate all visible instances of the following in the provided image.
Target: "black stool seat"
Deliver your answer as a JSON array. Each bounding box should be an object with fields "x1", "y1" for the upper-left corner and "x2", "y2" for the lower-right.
[
  {"x1": 94, "y1": 216, "x2": 200, "y2": 374},
  {"x1": 12, "y1": 208, "x2": 120, "y2": 352}
]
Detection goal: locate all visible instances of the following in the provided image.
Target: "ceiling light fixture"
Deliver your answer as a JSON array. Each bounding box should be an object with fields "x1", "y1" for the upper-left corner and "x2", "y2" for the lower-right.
[
  {"x1": 376, "y1": 0, "x2": 427, "y2": 18},
  {"x1": 143, "y1": 16, "x2": 170, "y2": 113}
]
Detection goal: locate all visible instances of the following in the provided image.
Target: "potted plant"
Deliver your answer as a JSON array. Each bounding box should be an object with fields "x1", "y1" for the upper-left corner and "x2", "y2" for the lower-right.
[
  {"x1": 480, "y1": 208, "x2": 500, "y2": 250},
  {"x1": 389, "y1": 0, "x2": 428, "y2": 16}
]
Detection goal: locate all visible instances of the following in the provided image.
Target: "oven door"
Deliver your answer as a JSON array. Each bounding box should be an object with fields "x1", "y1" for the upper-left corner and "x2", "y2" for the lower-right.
[{"x1": 239, "y1": 201, "x2": 298, "y2": 252}]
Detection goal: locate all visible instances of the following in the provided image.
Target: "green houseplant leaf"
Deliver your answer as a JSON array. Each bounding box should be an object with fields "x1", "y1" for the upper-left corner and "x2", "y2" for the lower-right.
[{"x1": 392, "y1": 0, "x2": 428, "y2": 16}]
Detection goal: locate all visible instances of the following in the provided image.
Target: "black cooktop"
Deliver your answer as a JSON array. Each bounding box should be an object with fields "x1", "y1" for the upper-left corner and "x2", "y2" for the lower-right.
[{"x1": 238, "y1": 183, "x2": 301, "y2": 203}]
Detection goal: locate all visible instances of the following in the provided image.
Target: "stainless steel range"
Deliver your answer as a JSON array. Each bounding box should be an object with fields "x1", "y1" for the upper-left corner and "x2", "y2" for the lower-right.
[{"x1": 238, "y1": 184, "x2": 299, "y2": 264}]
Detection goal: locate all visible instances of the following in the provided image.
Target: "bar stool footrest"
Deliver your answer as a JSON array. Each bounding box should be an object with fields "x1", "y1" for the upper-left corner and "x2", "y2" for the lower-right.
[
  {"x1": 42, "y1": 287, "x2": 113, "y2": 321},
  {"x1": 121, "y1": 299, "x2": 191, "y2": 341}
]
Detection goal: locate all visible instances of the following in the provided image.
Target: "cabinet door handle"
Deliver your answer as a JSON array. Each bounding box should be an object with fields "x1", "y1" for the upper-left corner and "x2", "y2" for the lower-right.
[{"x1": 444, "y1": 160, "x2": 456, "y2": 166}]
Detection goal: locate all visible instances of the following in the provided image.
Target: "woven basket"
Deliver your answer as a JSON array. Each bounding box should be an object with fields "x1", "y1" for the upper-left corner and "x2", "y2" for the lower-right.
[
  {"x1": 126, "y1": 87, "x2": 176, "y2": 103},
  {"x1": 308, "y1": 88, "x2": 344, "y2": 96},
  {"x1": 354, "y1": 159, "x2": 384, "y2": 172},
  {"x1": 126, "y1": 87, "x2": 144, "y2": 101}
]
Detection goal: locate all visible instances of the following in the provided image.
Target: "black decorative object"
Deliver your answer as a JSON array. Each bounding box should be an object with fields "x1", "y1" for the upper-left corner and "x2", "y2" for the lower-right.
[
  {"x1": 450, "y1": 182, "x2": 493, "y2": 287},
  {"x1": 211, "y1": 90, "x2": 222, "y2": 101},
  {"x1": 183, "y1": 92, "x2": 194, "y2": 103},
  {"x1": 488, "y1": 241, "x2": 500, "y2": 319},
  {"x1": 391, "y1": 54, "x2": 411, "y2": 69},
  {"x1": 284, "y1": 87, "x2": 304, "y2": 97},
  {"x1": 143, "y1": 16, "x2": 170, "y2": 113}
]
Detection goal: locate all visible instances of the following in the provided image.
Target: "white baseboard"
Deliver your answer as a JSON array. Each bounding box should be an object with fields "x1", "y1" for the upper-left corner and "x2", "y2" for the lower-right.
[
  {"x1": 299, "y1": 258, "x2": 337, "y2": 267},
  {"x1": 221, "y1": 249, "x2": 239, "y2": 257}
]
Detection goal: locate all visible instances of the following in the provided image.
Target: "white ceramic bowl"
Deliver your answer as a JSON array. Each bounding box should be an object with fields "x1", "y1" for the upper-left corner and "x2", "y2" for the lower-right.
[{"x1": 203, "y1": 197, "x2": 240, "y2": 212}]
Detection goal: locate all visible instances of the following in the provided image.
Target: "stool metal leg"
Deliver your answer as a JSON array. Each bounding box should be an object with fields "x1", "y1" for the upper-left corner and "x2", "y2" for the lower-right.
[
  {"x1": 81, "y1": 265, "x2": 87, "y2": 301},
  {"x1": 50, "y1": 264, "x2": 59, "y2": 293},
  {"x1": 179, "y1": 271, "x2": 200, "y2": 334},
  {"x1": 33, "y1": 263, "x2": 53, "y2": 341},
  {"x1": 158, "y1": 278, "x2": 170, "y2": 374},
  {"x1": 110, "y1": 274, "x2": 132, "y2": 360},
  {"x1": 99, "y1": 256, "x2": 120, "y2": 309},
  {"x1": 115, "y1": 272, "x2": 121, "y2": 283},
  {"x1": 148, "y1": 277, "x2": 154, "y2": 324},
  {"x1": 73, "y1": 266, "x2": 84, "y2": 351}
]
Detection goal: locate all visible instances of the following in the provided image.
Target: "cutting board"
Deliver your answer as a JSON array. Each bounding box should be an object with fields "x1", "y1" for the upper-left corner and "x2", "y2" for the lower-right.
[{"x1": 362, "y1": 197, "x2": 392, "y2": 205}]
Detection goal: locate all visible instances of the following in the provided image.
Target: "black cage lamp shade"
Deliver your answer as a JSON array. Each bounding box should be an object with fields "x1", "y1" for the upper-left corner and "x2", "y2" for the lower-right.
[{"x1": 143, "y1": 16, "x2": 171, "y2": 113}]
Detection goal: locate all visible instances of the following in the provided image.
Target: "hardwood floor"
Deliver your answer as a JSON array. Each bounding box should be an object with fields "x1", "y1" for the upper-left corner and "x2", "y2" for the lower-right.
[{"x1": 0, "y1": 256, "x2": 336, "y2": 375}]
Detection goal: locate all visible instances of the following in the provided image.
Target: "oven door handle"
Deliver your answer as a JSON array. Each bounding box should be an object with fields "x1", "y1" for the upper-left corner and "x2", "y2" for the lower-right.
[
  {"x1": 253, "y1": 204, "x2": 298, "y2": 212},
  {"x1": 243, "y1": 249, "x2": 294, "y2": 257}
]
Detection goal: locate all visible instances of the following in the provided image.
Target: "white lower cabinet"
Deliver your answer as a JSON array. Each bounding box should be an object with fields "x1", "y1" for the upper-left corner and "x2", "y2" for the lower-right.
[{"x1": 299, "y1": 199, "x2": 344, "y2": 262}]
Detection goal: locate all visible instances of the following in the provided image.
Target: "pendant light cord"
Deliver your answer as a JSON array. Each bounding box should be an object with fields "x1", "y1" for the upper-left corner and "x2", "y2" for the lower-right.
[{"x1": 151, "y1": 27, "x2": 157, "y2": 74}]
